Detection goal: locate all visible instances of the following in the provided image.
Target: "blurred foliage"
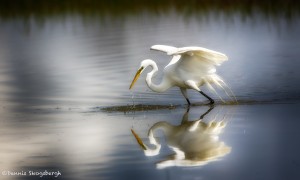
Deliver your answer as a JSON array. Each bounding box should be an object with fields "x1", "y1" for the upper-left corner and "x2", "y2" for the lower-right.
[{"x1": 0, "y1": 0, "x2": 299, "y2": 20}]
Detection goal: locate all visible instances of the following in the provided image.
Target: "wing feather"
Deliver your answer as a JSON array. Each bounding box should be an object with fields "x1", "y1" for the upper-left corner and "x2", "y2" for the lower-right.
[
  {"x1": 150, "y1": 45, "x2": 228, "y2": 77},
  {"x1": 150, "y1": 45, "x2": 177, "y2": 54},
  {"x1": 168, "y1": 46, "x2": 228, "y2": 66}
]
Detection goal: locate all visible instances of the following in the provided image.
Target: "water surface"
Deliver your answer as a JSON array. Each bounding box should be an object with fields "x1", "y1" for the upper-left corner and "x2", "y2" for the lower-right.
[{"x1": 0, "y1": 1, "x2": 300, "y2": 180}]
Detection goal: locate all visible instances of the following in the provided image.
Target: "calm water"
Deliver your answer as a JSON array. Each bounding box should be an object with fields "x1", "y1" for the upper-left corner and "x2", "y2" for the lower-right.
[{"x1": 0, "y1": 2, "x2": 300, "y2": 180}]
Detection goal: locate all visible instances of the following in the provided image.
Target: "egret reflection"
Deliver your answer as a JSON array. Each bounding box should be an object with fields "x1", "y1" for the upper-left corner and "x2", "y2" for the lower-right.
[{"x1": 131, "y1": 106, "x2": 231, "y2": 169}]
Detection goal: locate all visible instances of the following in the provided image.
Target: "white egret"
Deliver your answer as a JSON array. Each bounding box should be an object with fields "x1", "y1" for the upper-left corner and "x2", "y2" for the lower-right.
[{"x1": 129, "y1": 45, "x2": 231, "y2": 105}]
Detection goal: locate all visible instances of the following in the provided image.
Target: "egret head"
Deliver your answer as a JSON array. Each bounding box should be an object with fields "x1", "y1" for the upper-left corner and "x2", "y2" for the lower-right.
[{"x1": 129, "y1": 59, "x2": 154, "y2": 89}]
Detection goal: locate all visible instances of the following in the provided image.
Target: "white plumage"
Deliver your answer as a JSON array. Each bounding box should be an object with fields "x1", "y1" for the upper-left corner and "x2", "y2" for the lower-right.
[{"x1": 129, "y1": 45, "x2": 234, "y2": 105}]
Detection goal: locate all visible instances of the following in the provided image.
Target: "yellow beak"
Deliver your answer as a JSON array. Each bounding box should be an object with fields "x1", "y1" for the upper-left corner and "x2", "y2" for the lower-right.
[
  {"x1": 131, "y1": 129, "x2": 147, "y2": 150},
  {"x1": 129, "y1": 67, "x2": 143, "y2": 89}
]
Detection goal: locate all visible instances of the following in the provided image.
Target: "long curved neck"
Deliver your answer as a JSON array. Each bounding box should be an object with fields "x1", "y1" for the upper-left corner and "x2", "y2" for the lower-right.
[{"x1": 145, "y1": 60, "x2": 171, "y2": 92}]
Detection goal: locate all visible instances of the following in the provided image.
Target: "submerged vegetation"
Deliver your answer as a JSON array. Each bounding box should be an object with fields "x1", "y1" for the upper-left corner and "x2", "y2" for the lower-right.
[{"x1": 101, "y1": 104, "x2": 177, "y2": 113}]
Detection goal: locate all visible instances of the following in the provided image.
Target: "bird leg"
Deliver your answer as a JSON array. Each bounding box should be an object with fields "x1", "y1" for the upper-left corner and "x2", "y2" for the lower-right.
[
  {"x1": 199, "y1": 91, "x2": 214, "y2": 104},
  {"x1": 180, "y1": 88, "x2": 191, "y2": 106},
  {"x1": 186, "y1": 98, "x2": 191, "y2": 106}
]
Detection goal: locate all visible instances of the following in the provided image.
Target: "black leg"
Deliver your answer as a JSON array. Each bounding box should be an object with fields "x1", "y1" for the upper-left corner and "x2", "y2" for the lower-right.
[
  {"x1": 199, "y1": 91, "x2": 214, "y2": 104},
  {"x1": 186, "y1": 98, "x2": 191, "y2": 106}
]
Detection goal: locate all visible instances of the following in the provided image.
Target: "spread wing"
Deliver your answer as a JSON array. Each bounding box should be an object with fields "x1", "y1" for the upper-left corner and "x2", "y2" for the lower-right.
[
  {"x1": 151, "y1": 45, "x2": 227, "y2": 65},
  {"x1": 150, "y1": 45, "x2": 177, "y2": 54},
  {"x1": 151, "y1": 45, "x2": 228, "y2": 72},
  {"x1": 168, "y1": 46, "x2": 228, "y2": 66},
  {"x1": 150, "y1": 45, "x2": 235, "y2": 102}
]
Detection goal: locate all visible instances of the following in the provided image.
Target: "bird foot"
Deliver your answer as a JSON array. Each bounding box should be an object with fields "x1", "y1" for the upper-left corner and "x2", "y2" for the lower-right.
[{"x1": 204, "y1": 100, "x2": 214, "y2": 106}]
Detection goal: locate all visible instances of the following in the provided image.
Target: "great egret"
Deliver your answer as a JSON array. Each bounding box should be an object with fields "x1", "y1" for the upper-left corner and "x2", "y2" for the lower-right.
[{"x1": 129, "y1": 45, "x2": 231, "y2": 105}]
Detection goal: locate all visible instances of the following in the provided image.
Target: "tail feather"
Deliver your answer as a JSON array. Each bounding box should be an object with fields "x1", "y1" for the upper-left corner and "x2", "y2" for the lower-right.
[
  {"x1": 214, "y1": 75, "x2": 237, "y2": 103},
  {"x1": 204, "y1": 79, "x2": 225, "y2": 103},
  {"x1": 204, "y1": 75, "x2": 237, "y2": 103},
  {"x1": 212, "y1": 76, "x2": 232, "y2": 99}
]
